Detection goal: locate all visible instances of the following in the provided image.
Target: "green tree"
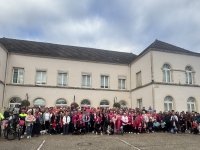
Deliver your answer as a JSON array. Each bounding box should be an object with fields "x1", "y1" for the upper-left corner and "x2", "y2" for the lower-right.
[{"x1": 113, "y1": 102, "x2": 120, "y2": 108}]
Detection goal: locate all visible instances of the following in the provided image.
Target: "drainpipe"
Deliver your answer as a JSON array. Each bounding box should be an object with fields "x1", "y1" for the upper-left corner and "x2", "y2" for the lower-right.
[
  {"x1": 129, "y1": 64, "x2": 132, "y2": 108},
  {"x1": 150, "y1": 51, "x2": 155, "y2": 110},
  {"x1": 2, "y1": 52, "x2": 9, "y2": 107}
]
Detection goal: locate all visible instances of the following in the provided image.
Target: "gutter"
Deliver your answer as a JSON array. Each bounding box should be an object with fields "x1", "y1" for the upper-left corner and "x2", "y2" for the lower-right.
[
  {"x1": 2, "y1": 51, "x2": 9, "y2": 107},
  {"x1": 129, "y1": 64, "x2": 132, "y2": 108}
]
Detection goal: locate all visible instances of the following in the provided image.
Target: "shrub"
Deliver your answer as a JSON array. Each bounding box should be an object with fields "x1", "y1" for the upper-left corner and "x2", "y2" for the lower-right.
[
  {"x1": 21, "y1": 100, "x2": 30, "y2": 107},
  {"x1": 71, "y1": 102, "x2": 79, "y2": 108},
  {"x1": 113, "y1": 102, "x2": 120, "y2": 108}
]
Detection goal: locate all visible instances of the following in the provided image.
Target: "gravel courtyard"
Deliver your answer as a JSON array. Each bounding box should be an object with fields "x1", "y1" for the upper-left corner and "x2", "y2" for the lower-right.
[{"x1": 1, "y1": 132, "x2": 200, "y2": 150}]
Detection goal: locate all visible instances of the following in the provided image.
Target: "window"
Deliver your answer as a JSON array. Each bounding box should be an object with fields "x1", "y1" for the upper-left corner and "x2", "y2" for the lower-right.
[
  {"x1": 187, "y1": 97, "x2": 196, "y2": 112},
  {"x1": 58, "y1": 73, "x2": 67, "y2": 86},
  {"x1": 118, "y1": 78, "x2": 126, "y2": 89},
  {"x1": 56, "y1": 99, "x2": 67, "y2": 106},
  {"x1": 81, "y1": 99, "x2": 91, "y2": 106},
  {"x1": 9, "y1": 97, "x2": 22, "y2": 111},
  {"x1": 185, "y1": 66, "x2": 193, "y2": 84},
  {"x1": 12, "y1": 68, "x2": 24, "y2": 84},
  {"x1": 163, "y1": 64, "x2": 171, "y2": 83},
  {"x1": 82, "y1": 75, "x2": 91, "y2": 87},
  {"x1": 136, "y1": 71, "x2": 142, "y2": 87},
  {"x1": 164, "y1": 96, "x2": 173, "y2": 111},
  {"x1": 34, "y1": 98, "x2": 46, "y2": 107},
  {"x1": 137, "y1": 99, "x2": 142, "y2": 109},
  {"x1": 100, "y1": 100, "x2": 109, "y2": 106},
  {"x1": 36, "y1": 71, "x2": 46, "y2": 85},
  {"x1": 101, "y1": 75, "x2": 109, "y2": 88},
  {"x1": 119, "y1": 100, "x2": 127, "y2": 108}
]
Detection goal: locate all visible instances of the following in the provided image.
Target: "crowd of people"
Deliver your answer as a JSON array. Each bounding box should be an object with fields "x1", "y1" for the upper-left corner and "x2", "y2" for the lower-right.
[{"x1": 1, "y1": 104, "x2": 200, "y2": 139}]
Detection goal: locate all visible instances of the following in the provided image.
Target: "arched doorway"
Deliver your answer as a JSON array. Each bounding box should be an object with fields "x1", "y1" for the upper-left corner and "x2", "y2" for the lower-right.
[
  {"x1": 81, "y1": 99, "x2": 91, "y2": 107},
  {"x1": 56, "y1": 99, "x2": 67, "y2": 107},
  {"x1": 100, "y1": 100, "x2": 109, "y2": 108},
  {"x1": 33, "y1": 98, "x2": 46, "y2": 108},
  {"x1": 119, "y1": 100, "x2": 127, "y2": 108},
  {"x1": 9, "y1": 97, "x2": 22, "y2": 111}
]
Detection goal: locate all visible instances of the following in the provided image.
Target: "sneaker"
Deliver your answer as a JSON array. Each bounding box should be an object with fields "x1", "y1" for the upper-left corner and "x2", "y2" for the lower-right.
[
  {"x1": 131, "y1": 132, "x2": 133, "y2": 133},
  {"x1": 134, "y1": 133, "x2": 136, "y2": 134},
  {"x1": 27, "y1": 136, "x2": 30, "y2": 139},
  {"x1": 129, "y1": 132, "x2": 130, "y2": 133},
  {"x1": 20, "y1": 135, "x2": 24, "y2": 139},
  {"x1": 137, "y1": 133, "x2": 140, "y2": 134},
  {"x1": 188, "y1": 131, "x2": 190, "y2": 133},
  {"x1": 61, "y1": 133, "x2": 63, "y2": 135},
  {"x1": 152, "y1": 131, "x2": 154, "y2": 133},
  {"x1": 50, "y1": 134, "x2": 51, "y2": 135},
  {"x1": 30, "y1": 136, "x2": 31, "y2": 138},
  {"x1": 101, "y1": 133, "x2": 103, "y2": 135},
  {"x1": 175, "y1": 132, "x2": 177, "y2": 134},
  {"x1": 92, "y1": 131, "x2": 94, "y2": 133},
  {"x1": 96, "y1": 132, "x2": 97, "y2": 135}
]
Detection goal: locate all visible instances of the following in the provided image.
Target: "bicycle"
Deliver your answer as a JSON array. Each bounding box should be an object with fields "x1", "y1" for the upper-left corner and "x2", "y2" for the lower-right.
[{"x1": 4, "y1": 120, "x2": 17, "y2": 140}]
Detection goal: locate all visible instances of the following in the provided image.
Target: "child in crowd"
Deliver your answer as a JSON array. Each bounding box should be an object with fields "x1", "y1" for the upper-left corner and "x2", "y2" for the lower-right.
[
  {"x1": 95, "y1": 120, "x2": 103, "y2": 135},
  {"x1": 153, "y1": 120, "x2": 160, "y2": 132},
  {"x1": 192, "y1": 120, "x2": 198, "y2": 134},
  {"x1": 148, "y1": 119, "x2": 153, "y2": 133},
  {"x1": 107, "y1": 120, "x2": 114, "y2": 135},
  {"x1": 179, "y1": 117, "x2": 186, "y2": 133},
  {"x1": 50, "y1": 119, "x2": 57, "y2": 135},
  {"x1": 133, "y1": 117, "x2": 140, "y2": 134},
  {"x1": 160, "y1": 120, "x2": 166, "y2": 132}
]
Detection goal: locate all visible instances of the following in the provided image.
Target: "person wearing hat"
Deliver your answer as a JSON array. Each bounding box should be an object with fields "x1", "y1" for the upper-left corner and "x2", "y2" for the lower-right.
[
  {"x1": 25, "y1": 110, "x2": 36, "y2": 138},
  {"x1": 19, "y1": 109, "x2": 27, "y2": 138}
]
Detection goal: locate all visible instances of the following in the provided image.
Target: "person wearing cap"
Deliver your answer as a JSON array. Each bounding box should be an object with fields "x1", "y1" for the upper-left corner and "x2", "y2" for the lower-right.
[
  {"x1": 25, "y1": 110, "x2": 36, "y2": 138},
  {"x1": 19, "y1": 109, "x2": 27, "y2": 138}
]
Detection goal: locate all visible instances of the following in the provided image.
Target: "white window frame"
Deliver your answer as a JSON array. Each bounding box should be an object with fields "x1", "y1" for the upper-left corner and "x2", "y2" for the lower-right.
[
  {"x1": 164, "y1": 96, "x2": 173, "y2": 111},
  {"x1": 81, "y1": 99, "x2": 91, "y2": 107},
  {"x1": 58, "y1": 72, "x2": 67, "y2": 86},
  {"x1": 163, "y1": 64, "x2": 171, "y2": 83},
  {"x1": 33, "y1": 98, "x2": 46, "y2": 107},
  {"x1": 36, "y1": 70, "x2": 47, "y2": 85},
  {"x1": 82, "y1": 74, "x2": 91, "y2": 88},
  {"x1": 137, "y1": 99, "x2": 142, "y2": 109},
  {"x1": 100, "y1": 100, "x2": 109, "y2": 107},
  {"x1": 56, "y1": 99, "x2": 67, "y2": 107},
  {"x1": 187, "y1": 97, "x2": 196, "y2": 112},
  {"x1": 101, "y1": 75, "x2": 109, "y2": 88},
  {"x1": 12, "y1": 68, "x2": 24, "y2": 84},
  {"x1": 185, "y1": 66, "x2": 193, "y2": 84},
  {"x1": 118, "y1": 76, "x2": 126, "y2": 89}
]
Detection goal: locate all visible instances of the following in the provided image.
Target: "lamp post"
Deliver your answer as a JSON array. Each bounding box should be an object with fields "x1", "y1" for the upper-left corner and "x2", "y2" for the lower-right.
[
  {"x1": 114, "y1": 96, "x2": 117, "y2": 104},
  {"x1": 73, "y1": 95, "x2": 75, "y2": 103},
  {"x1": 25, "y1": 93, "x2": 29, "y2": 101}
]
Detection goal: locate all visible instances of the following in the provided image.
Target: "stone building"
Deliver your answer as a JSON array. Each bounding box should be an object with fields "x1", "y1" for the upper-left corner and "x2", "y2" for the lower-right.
[{"x1": 0, "y1": 38, "x2": 199, "y2": 112}]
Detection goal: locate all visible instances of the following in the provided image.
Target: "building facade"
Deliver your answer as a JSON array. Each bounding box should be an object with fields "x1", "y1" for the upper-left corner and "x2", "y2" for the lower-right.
[{"x1": 0, "y1": 38, "x2": 199, "y2": 112}]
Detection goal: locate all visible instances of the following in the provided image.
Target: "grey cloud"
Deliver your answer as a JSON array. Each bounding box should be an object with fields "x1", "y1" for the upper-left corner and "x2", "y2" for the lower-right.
[{"x1": 0, "y1": 0, "x2": 200, "y2": 54}]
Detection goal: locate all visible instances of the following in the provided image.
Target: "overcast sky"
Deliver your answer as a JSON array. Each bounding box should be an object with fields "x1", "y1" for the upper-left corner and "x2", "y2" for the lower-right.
[{"x1": 0, "y1": 0, "x2": 200, "y2": 54}]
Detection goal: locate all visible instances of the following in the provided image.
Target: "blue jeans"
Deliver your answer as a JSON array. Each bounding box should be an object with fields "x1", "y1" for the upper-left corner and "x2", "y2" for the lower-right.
[
  {"x1": 171, "y1": 128, "x2": 178, "y2": 133},
  {"x1": 63, "y1": 124, "x2": 69, "y2": 135},
  {"x1": 27, "y1": 124, "x2": 33, "y2": 136}
]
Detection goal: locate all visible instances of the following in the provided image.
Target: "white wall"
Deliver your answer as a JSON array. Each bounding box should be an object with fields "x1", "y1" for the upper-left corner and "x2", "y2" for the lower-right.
[
  {"x1": 153, "y1": 51, "x2": 200, "y2": 85},
  {"x1": 154, "y1": 84, "x2": 200, "y2": 112},
  {"x1": 5, "y1": 85, "x2": 130, "y2": 108},
  {"x1": 7, "y1": 54, "x2": 130, "y2": 90},
  {"x1": 131, "y1": 51, "x2": 151, "y2": 89}
]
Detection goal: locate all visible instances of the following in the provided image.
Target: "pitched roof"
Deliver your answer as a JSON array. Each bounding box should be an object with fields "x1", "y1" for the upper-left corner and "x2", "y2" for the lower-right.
[
  {"x1": 0, "y1": 38, "x2": 137, "y2": 65},
  {"x1": 136, "y1": 39, "x2": 199, "y2": 59}
]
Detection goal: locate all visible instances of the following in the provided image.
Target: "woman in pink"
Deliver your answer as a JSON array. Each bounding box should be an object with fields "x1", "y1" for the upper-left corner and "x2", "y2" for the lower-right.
[
  {"x1": 112, "y1": 114, "x2": 117, "y2": 133},
  {"x1": 115, "y1": 116, "x2": 123, "y2": 134},
  {"x1": 25, "y1": 110, "x2": 36, "y2": 138}
]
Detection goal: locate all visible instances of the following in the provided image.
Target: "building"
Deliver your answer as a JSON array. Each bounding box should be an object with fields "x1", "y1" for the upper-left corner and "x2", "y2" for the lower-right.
[{"x1": 0, "y1": 38, "x2": 199, "y2": 112}]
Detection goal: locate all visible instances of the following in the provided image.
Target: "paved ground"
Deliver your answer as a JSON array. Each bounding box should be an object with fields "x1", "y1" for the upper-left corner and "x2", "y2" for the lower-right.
[{"x1": 1, "y1": 132, "x2": 200, "y2": 150}]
